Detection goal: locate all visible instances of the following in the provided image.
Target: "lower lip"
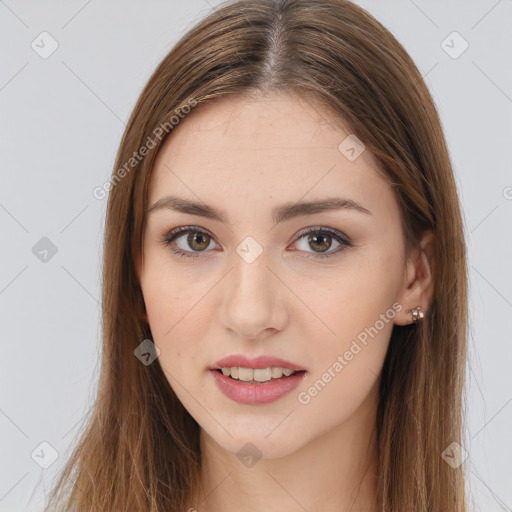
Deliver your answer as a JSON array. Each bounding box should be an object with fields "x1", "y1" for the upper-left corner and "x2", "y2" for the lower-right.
[{"x1": 210, "y1": 369, "x2": 306, "y2": 405}]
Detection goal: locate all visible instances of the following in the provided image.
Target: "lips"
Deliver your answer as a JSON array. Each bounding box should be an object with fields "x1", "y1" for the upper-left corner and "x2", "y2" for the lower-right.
[
  {"x1": 211, "y1": 368, "x2": 306, "y2": 404},
  {"x1": 211, "y1": 354, "x2": 306, "y2": 372}
]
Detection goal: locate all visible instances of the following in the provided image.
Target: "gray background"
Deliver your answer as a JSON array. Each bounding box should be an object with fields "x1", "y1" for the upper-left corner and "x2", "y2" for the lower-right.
[{"x1": 0, "y1": 1, "x2": 511, "y2": 510}]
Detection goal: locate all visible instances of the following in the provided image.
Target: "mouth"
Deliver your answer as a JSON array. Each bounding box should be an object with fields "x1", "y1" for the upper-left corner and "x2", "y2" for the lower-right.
[
  {"x1": 210, "y1": 367, "x2": 308, "y2": 405},
  {"x1": 209, "y1": 355, "x2": 307, "y2": 404}
]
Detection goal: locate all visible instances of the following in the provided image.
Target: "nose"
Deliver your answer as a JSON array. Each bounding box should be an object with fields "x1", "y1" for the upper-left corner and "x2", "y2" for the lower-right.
[{"x1": 218, "y1": 247, "x2": 288, "y2": 341}]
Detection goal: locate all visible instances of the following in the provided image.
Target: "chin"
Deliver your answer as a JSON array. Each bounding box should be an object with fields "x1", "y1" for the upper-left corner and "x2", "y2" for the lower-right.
[{"x1": 200, "y1": 418, "x2": 312, "y2": 462}]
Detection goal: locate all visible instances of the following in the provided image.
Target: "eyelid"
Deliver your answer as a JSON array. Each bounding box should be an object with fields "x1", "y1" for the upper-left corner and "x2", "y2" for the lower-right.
[
  {"x1": 160, "y1": 225, "x2": 220, "y2": 258},
  {"x1": 161, "y1": 224, "x2": 352, "y2": 259},
  {"x1": 293, "y1": 225, "x2": 350, "y2": 244}
]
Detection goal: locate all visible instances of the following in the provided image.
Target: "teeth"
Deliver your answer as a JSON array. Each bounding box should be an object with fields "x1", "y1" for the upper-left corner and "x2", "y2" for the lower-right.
[
  {"x1": 271, "y1": 367, "x2": 282, "y2": 379},
  {"x1": 254, "y1": 368, "x2": 272, "y2": 382},
  {"x1": 219, "y1": 367, "x2": 298, "y2": 382},
  {"x1": 238, "y1": 367, "x2": 253, "y2": 381}
]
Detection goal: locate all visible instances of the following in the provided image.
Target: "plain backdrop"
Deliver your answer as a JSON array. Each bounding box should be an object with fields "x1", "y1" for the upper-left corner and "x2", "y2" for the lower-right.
[{"x1": 0, "y1": 1, "x2": 511, "y2": 511}]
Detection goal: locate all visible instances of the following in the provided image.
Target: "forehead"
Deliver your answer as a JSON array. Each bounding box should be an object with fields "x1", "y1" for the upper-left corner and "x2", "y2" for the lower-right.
[{"x1": 148, "y1": 92, "x2": 394, "y2": 221}]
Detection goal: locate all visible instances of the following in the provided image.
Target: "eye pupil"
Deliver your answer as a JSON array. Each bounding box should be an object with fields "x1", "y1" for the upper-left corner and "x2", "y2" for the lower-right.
[
  {"x1": 309, "y1": 234, "x2": 331, "y2": 253},
  {"x1": 188, "y1": 232, "x2": 210, "y2": 251}
]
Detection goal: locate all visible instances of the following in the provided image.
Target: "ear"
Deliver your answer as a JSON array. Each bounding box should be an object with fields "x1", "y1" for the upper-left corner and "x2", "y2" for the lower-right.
[{"x1": 394, "y1": 230, "x2": 436, "y2": 326}]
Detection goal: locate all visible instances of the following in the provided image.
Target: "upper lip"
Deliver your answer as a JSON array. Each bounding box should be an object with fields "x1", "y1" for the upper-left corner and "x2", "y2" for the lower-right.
[{"x1": 211, "y1": 355, "x2": 306, "y2": 372}]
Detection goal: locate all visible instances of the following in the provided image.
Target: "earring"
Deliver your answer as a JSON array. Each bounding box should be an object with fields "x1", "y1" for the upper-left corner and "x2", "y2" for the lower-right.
[{"x1": 405, "y1": 306, "x2": 424, "y2": 323}]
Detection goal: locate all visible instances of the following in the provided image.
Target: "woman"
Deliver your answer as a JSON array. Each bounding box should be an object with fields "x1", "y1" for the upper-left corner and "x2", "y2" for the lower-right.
[{"x1": 45, "y1": 0, "x2": 468, "y2": 510}]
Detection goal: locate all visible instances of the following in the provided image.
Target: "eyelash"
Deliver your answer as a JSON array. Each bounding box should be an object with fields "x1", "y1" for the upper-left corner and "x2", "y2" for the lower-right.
[{"x1": 160, "y1": 225, "x2": 352, "y2": 260}]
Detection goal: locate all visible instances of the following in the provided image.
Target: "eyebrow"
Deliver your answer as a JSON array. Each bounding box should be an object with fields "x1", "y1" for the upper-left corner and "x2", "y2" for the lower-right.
[{"x1": 145, "y1": 195, "x2": 371, "y2": 224}]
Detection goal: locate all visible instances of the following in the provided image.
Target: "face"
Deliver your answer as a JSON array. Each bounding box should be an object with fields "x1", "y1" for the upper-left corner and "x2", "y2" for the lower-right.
[{"x1": 138, "y1": 91, "x2": 413, "y2": 459}]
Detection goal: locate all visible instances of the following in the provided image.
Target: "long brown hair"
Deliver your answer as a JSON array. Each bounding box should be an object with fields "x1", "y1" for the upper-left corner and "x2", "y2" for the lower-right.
[{"x1": 45, "y1": 0, "x2": 468, "y2": 510}]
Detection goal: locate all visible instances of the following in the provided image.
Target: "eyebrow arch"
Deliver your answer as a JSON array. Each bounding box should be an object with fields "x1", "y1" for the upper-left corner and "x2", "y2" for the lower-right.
[{"x1": 145, "y1": 195, "x2": 371, "y2": 225}]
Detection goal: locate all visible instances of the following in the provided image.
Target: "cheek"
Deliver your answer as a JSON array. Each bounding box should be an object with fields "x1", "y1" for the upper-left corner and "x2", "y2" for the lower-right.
[
  {"x1": 140, "y1": 258, "x2": 211, "y2": 369},
  {"x1": 292, "y1": 249, "x2": 399, "y2": 401},
  {"x1": 293, "y1": 249, "x2": 400, "y2": 340}
]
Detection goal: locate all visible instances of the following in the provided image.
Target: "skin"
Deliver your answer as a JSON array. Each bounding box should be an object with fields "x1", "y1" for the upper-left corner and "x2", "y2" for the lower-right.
[{"x1": 137, "y1": 90, "x2": 435, "y2": 512}]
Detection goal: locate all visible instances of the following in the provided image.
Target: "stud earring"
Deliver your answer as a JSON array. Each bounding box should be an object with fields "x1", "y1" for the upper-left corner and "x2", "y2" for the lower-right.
[{"x1": 405, "y1": 306, "x2": 424, "y2": 323}]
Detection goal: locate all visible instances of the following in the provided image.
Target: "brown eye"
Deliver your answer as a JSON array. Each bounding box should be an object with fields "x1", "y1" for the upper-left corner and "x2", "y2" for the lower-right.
[
  {"x1": 307, "y1": 233, "x2": 332, "y2": 253},
  {"x1": 162, "y1": 225, "x2": 351, "y2": 260},
  {"x1": 186, "y1": 231, "x2": 211, "y2": 251},
  {"x1": 292, "y1": 227, "x2": 351, "y2": 259},
  {"x1": 162, "y1": 226, "x2": 218, "y2": 259}
]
